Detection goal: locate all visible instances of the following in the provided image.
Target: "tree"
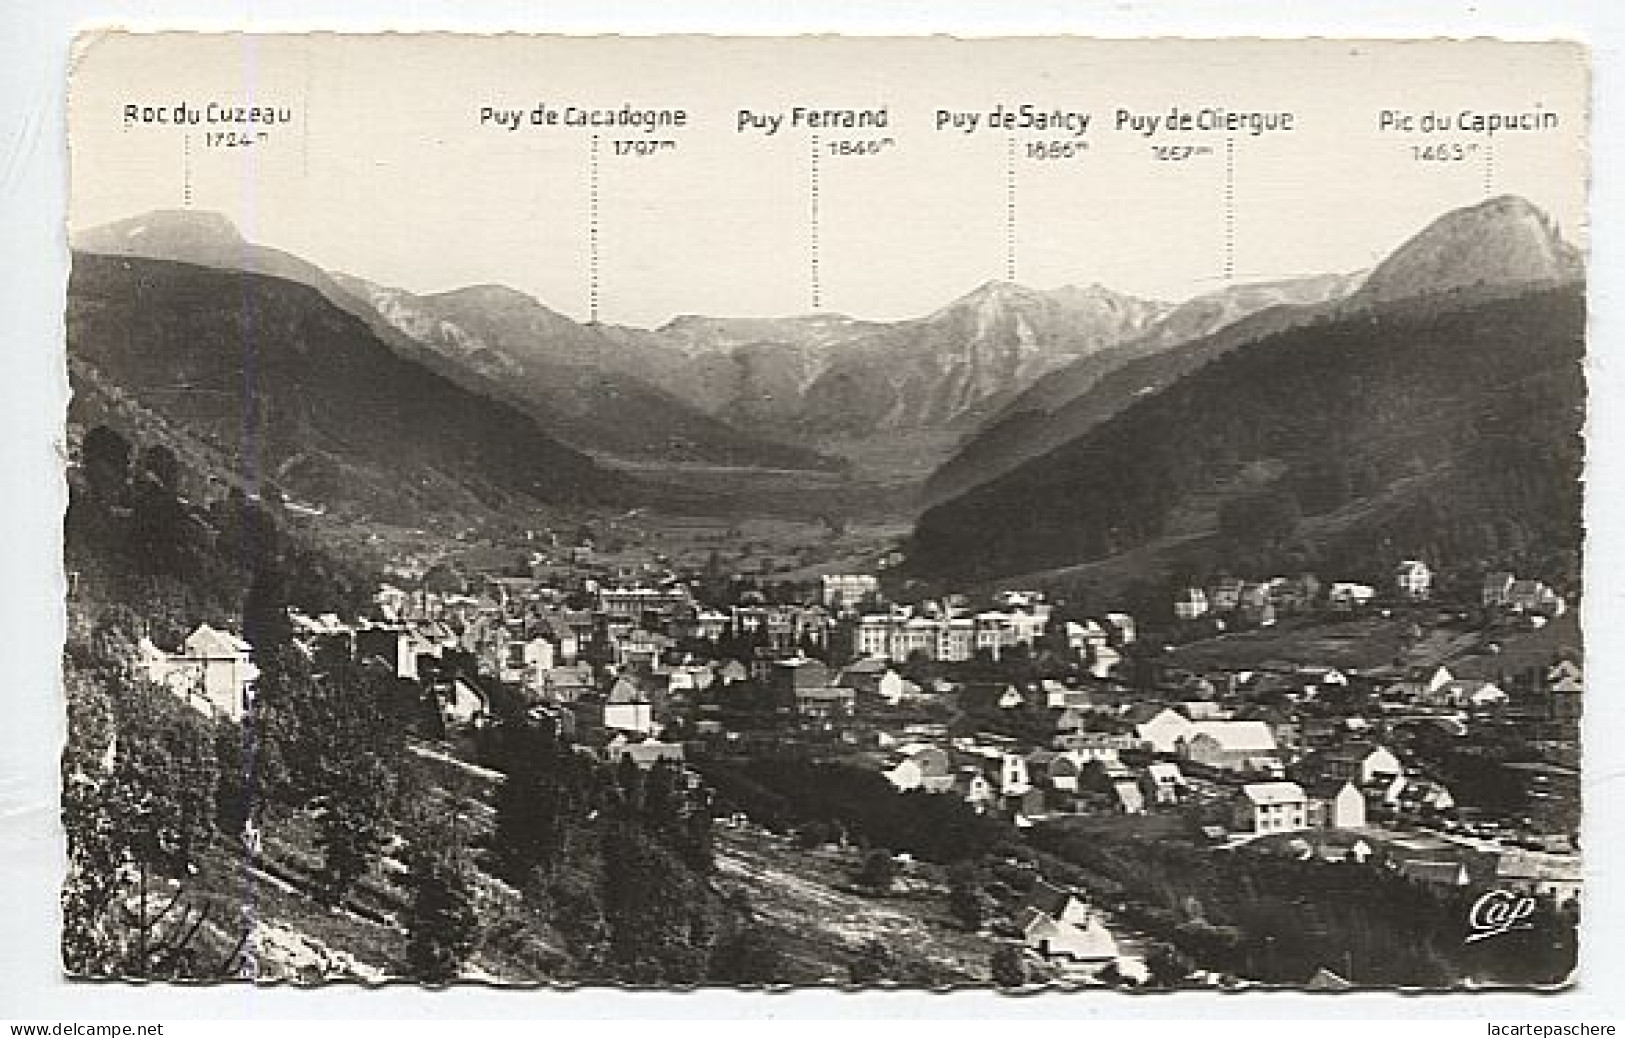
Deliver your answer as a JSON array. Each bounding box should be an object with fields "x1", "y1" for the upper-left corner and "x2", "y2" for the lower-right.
[
  {"x1": 990, "y1": 943, "x2": 1030, "y2": 988},
  {"x1": 128, "y1": 463, "x2": 194, "y2": 578},
  {"x1": 249, "y1": 647, "x2": 406, "y2": 900},
  {"x1": 641, "y1": 761, "x2": 684, "y2": 834},
  {"x1": 321, "y1": 658, "x2": 405, "y2": 859},
  {"x1": 538, "y1": 863, "x2": 609, "y2": 974},
  {"x1": 81, "y1": 425, "x2": 131, "y2": 501},
  {"x1": 613, "y1": 753, "x2": 646, "y2": 812},
  {"x1": 677, "y1": 804, "x2": 716, "y2": 875},
  {"x1": 212, "y1": 717, "x2": 256, "y2": 840},
  {"x1": 1146, "y1": 939, "x2": 1195, "y2": 987},
  {"x1": 847, "y1": 938, "x2": 897, "y2": 984},
  {"x1": 708, "y1": 916, "x2": 787, "y2": 986},
  {"x1": 854, "y1": 849, "x2": 898, "y2": 894},
  {"x1": 401, "y1": 829, "x2": 480, "y2": 984},
  {"x1": 491, "y1": 721, "x2": 574, "y2": 881},
  {"x1": 795, "y1": 820, "x2": 839, "y2": 849},
  {"x1": 211, "y1": 488, "x2": 280, "y2": 576},
  {"x1": 421, "y1": 562, "x2": 465, "y2": 595}
]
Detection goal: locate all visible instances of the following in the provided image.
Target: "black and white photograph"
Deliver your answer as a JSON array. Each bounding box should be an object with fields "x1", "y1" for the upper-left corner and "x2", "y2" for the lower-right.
[{"x1": 52, "y1": 33, "x2": 1587, "y2": 992}]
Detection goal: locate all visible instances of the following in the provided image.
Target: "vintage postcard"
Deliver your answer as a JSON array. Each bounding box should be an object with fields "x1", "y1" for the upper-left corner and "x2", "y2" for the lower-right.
[{"x1": 61, "y1": 33, "x2": 1586, "y2": 989}]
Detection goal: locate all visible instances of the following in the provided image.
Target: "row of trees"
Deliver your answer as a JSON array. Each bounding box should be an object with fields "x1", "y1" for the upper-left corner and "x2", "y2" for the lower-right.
[
  {"x1": 477, "y1": 710, "x2": 766, "y2": 984},
  {"x1": 700, "y1": 759, "x2": 1009, "y2": 866},
  {"x1": 60, "y1": 600, "x2": 476, "y2": 979},
  {"x1": 63, "y1": 425, "x2": 485, "y2": 981}
]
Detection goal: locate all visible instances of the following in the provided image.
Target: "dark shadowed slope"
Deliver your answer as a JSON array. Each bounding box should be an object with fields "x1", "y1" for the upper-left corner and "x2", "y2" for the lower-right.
[
  {"x1": 68, "y1": 253, "x2": 619, "y2": 522},
  {"x1": 908, "y1": 284, "x2": 1584, "y2": 587},
  {"x1": 922, "y1": 273, "x2": 1364, "y2": 506},
  {"x1": 923, "y1": 195, "x2": 1584, "y2": 509},
  {"x1": 340, "y1": 277, "x2": 842, "y2": 471}
]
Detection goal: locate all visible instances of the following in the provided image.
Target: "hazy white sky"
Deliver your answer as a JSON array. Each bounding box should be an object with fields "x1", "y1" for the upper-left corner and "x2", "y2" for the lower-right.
[{"x1": 69, "y1": 34, "x2": 1588, "y2": 326}]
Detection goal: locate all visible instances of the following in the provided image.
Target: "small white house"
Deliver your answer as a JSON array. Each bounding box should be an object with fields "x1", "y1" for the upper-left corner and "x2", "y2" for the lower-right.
[
  {"x1": 442, "y1": 677, "x2": 489, "y2": 726},
  {"x1": 1308, "y1": 779, "x2": 1367, "y2": 830},
  {"x1": 1395, "y1": 560, "x2": 1433, "y2": 600},
  {"x1": 999, "y1": 753, "x2": 1032, "y2": 797},
  {"x1": 1234, "y1": 781, "x2": 1308, "y2": 834},
  {"x1": 883, "y1": 744, "x2": 953, "y2": 793},
  {"x1": 603, "y1": 676, "x2": 655, "y2": 735}
]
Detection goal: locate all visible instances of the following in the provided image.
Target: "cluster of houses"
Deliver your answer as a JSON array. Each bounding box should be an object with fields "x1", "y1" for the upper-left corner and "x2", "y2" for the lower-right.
[
  {"x1": 867, "y1": 688, "x2": 1450, "y2": 841},
  {"x1": 1481, "y1": 572, "x2": 1567, "y2": 620},
  {"x1": 858, "y1": 634, "x2": 1582, "y2": 856},
  {"x1": 130, "y1": 548, "x2": 1580, "y2": 887},
  {"x1": 1171, "y1": 561, "x2": 1441, "y2": 627}
]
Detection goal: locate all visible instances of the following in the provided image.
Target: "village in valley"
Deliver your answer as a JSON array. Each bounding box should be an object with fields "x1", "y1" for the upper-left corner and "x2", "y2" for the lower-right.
[
  {"x1": 55, "y1": 35, "x2": 1590, "y2": 992},
  {"x1": 58, "y1": 200, "x2": 1586, "y2": 987},
  {"x1": 127, "y1": 509, "x2": 1583, "y2": 988}
]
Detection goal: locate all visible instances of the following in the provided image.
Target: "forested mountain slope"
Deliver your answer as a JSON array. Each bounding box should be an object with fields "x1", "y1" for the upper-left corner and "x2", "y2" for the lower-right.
[
  {"x1": 69, "y1": 254, "x2": 619, "y2": 522},
  {"x1": 907, "y1": 285, "x2": 1585, "y2": 586}
]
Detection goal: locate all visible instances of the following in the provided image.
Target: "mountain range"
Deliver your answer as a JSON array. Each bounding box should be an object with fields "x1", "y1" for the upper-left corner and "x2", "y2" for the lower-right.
[
  {"x1": 74, "y1": 213, "x2": 842, "y2": 473},
  {"x1": 907, "y1": 195, "x2": 1585, "y2": 591},
  {"x1": 69, "y1": 195, "x2": 1583, "y2": 553},
  {"x1": 921, "y1": 272, "x2": 1367, "y2": 506},
  {"x1": 75, "y1": 209, "x2": 1386, "y2": 490},
  {"x1": 334, "y1": 272, "x2": 1187, "y2": 468},
  {"x1": 69, "y1": 212, "x2": 1189, "y2": 481}
]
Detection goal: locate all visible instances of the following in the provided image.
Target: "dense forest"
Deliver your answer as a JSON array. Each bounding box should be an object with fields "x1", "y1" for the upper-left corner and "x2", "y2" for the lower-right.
[
  {"x1": 64, "y1": 423, "x2": 372, "y2": 643},
  {"x1": 908, "y1": 285, "x2": 1585, "y2": 590}
]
